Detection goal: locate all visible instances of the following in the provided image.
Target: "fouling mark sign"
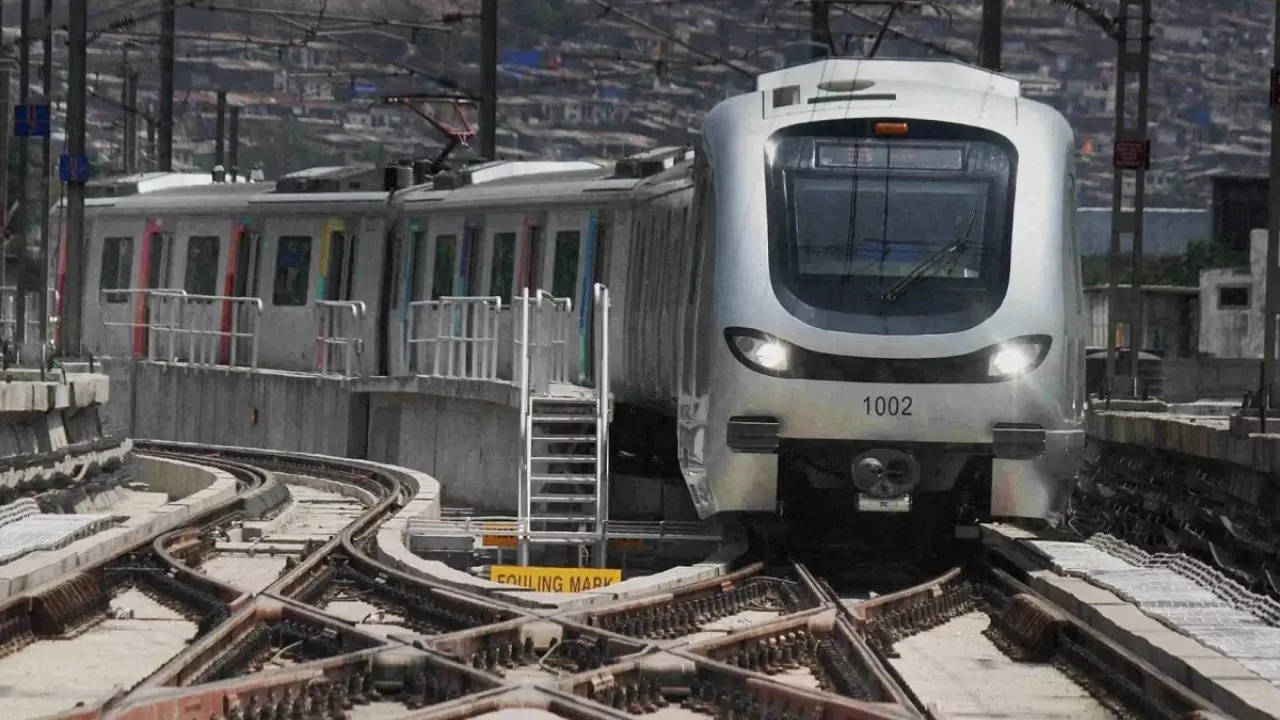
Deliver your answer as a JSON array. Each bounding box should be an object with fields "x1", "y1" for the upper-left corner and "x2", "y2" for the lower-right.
[{"x1": 490, "y1": 565, "x2": 621, "y2": 592}]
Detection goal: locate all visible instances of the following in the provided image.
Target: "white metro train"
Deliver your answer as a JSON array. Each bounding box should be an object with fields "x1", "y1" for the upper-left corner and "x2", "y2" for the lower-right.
[{"x1": 67, "y1": 58, "x2": 1084, "y2": 535}]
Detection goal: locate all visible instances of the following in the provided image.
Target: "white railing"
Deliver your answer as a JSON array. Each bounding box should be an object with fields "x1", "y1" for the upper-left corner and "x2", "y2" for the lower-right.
[
  {"x1": 100, "y1": 288, "x2": 262, "y2": 368},
  {"x1": 25, "y1": 289, "x2": 60, "y2": 347},
  {"x1": 592, "y1": 282, "x2": 611, "y2": 563},
  {"x1": 315, "y1": 300, "x2": 366, "y2": 377},
  {"x1": 405, "y1": 296, "x2": 502, "y2": 379},
  {"x1": 513, "y1": 289, "x2": 573, "y2": 395}
]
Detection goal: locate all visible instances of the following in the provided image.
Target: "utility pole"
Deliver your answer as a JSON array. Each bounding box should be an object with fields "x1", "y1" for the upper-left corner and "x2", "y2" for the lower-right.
[
  {"x1": 228, "y1": 106, "x2": 239, "y2": 182},
  {"x1": 14, "y1": 0, "x2": 28, "y2": 349},
  {"x1": 126, "y1": 71, "x2": 138, "y2": 174},
  {"x1": 810, "y1": 1, "x2": 832, "y2": 59},
  {"x1": 479, "y1": 0, "x2": 496, "y2": 160},
  {"x1": 159, "y1": 1, "x2": 175, "y2": 171},
  {"x1": 979, "y1": 0, "x2": 1003, "y2": 70},
  {"x1": 64, "y1": 0, "x2": 87, "y2": 356},
  {"x1": 38, "y1": 0, "x2": 50, "y2": 359},
  {"x1": 120, "y1": 50, "x2": 130, "y2": 173},
  {"x1": 1104, "y1": 0, "x2": 1152, "y2": 401},
  {"x1": 1264, "y1": 0, "x2": 1280, "y2": 428},
  {"x1": 146, "y1": 102, "x2": 156, "y2": 170},
  {"x1": 215, "y1": 89, "x2": 226, "y2": 171}
]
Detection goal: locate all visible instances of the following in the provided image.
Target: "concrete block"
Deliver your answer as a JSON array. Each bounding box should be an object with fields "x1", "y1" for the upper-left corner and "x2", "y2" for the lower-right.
[
  {"x1": 1184, "y1": 654, "x2": 1267, "y2": 701},
  {"x1": 1088, "y1": 604, "x2": 1170, "y2": 654},
  {"x1": 1029, "y1": 572, "x2": 1126, "y2": 618},
  {"x1": 1210, "y1": 679, "x2": 1280, "y2": 720}
]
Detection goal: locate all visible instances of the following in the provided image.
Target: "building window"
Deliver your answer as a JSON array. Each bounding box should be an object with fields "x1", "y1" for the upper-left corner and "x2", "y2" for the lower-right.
[
  {"x1": 273, "y1": 236, "x2": 312, "y2": 306},
  {"x1": 551, "y1": 230, "x2": 580, "y2": 298},
  {"x1": 184, "y1": 236, "x2": 221, "y2": 296},
  {"x1": 1219, "y1": 286, "x2": 1249, "y2": 309},
  {"x1": 489, "y1": 232, "x2": 516, "y2": 303},
  {"x1": 100, "y1": 237, "x2": 133, "y2": 302}
]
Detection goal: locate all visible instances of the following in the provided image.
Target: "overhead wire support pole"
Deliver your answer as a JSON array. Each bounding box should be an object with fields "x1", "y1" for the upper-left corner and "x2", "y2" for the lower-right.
[
  {"x1": 980, "y1": 0, "x2": 1003, "y2": 70},
  {"x1": 159, "y1": 0, "x2": 174, "y2": 171},
  {"x1": 479, "y1": 0, "x2": 496, "y2": 160},
  {"x1": 1264, "y1": 0, "x2": 1280, "y2": 430},
  {"x1": 64, "y1": 0, "x2": 87, "y2": 357},
  {"x1": 15, "y1": 0, "x2": 28, "y2": 351},
  {"x1": 811, "y1": 1, "x2": 834, "y2": 59},
  {"x1": 1103, "y1": 0, "x2": 1150, "y2": 402},
  {"x1": 38, "y1": 0, "x2": 49, "y2": 364}
]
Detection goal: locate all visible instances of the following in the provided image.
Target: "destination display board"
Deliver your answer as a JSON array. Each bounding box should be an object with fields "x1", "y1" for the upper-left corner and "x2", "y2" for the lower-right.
[{"x1": 490, "y1": 565, "x2": 621, "y2": 592}]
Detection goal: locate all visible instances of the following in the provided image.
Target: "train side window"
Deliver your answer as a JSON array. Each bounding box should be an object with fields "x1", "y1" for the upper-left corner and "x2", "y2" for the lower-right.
[
  {"x1": 551, "y1": 230, "x2": 580, "y2": 298},
  {"x1": 431, "y1": 235, "x2": 456, "y2": 299},
  {"x1": 273, "y1": 236, "x2": 311, "y2": 306},
  {"x1": 489, "y1": 232, "x2": 516, "y2": 303},
  {"x1": 184, "y1": 236, "x2": 220, "y2": 296},
  {"x1": 99, "y1": 237, "x2": 133, "y2": 302}
]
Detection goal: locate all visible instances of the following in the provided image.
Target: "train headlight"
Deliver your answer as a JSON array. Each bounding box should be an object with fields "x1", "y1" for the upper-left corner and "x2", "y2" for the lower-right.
[
  {"x1": 989, "y1": 341, "x2": 1041, "y2": 378},
  {"x1": 729, "y1": 332, "x2": 790, "y2": 374}
]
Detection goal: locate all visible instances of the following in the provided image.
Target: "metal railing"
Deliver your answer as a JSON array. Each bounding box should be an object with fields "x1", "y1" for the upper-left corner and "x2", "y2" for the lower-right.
[
  {"x1": 513, "y1": 289, "x2": 573, "y2": 395},
  {"x1": 315, "y1": 300, "x2": 366, "y2": 377},
  {"x1": 405, "y1": 296, "x2": 502, "y2": 379},
  {"x1": 100, "y1": 288, "x2": 262, "y2": 368},
  {"x1": 26, "y1": 289, "x2": 60, "y2": 347},
  {"x1": 592, "y1": 282, "x2": 612, "y2": 562}
]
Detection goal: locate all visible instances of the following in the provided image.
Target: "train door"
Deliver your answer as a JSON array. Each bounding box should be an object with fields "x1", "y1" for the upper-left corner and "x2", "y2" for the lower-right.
[
  {"x1": 138, "y1": 224, "x2": 175, "y2": 358},
  {"x1": 545, "y1": 210, "x2": 588, "y2": 382},
  {"x1": 581, "y1": 210, "x2": 611, "y2": 385},
  {"x1": 85, "y1": 220, "x2": 142, "y2": 358},
  {"x1": 221, "y1": 223, "x2": 260, "y2": 364},
  {"x1": 322, "y1": 219, "x2": 356, "y2": 302},
  {"x1": 260, "y1": 216, "x2": 322, "y2": 370}
]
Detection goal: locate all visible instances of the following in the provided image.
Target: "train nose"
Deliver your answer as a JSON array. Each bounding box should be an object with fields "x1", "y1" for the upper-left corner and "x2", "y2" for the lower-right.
[{"x1": 851, "y1": 449, "x2": 920, "y2": 498}]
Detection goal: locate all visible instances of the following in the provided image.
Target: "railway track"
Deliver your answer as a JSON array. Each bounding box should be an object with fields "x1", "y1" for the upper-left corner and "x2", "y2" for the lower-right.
[{"x1": 4, "y1": 442, "x2": 1240, "y2": 720}]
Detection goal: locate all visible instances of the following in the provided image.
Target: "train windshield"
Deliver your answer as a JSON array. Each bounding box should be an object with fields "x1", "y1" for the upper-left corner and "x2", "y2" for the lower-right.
[{"x1": 765, "y1": 120, "x2": 1016, "y2": 335}]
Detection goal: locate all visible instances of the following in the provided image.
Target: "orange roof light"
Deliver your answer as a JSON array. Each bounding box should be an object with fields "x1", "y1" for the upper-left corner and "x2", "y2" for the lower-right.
[{"x1": 874, "y1": 122, "x2": 909, "y2": 137}]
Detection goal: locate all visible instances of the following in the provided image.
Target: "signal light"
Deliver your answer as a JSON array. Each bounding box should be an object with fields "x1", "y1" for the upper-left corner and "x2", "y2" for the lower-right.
[{"x1": 874, "y1": 122, "x2": 909, "y2": 137}]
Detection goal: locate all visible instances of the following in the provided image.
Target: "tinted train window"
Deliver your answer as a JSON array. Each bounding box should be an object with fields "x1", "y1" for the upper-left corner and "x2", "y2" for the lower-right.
[
  {"x1": 551, "y1": 230, "x2": 580, "y2": 298},
  {"x1": 184, "y1": 236, "x2": 220, "y2": 296},
  {"x1": 432, "y1": 235, "x2": 456, "y2": 300},
  {"x1": 409, "y1": 230, "x2": 426, "y2": 301},
  {"x1": 100, "y1": 237, "x2": 133, "y2": 302},
  {"x1": 273, "y1": 236, "x2": 311, "y2": 306},
  {"x1": 489, "y1": 232, "x2": 516, "y2": 303},
  {"x1": 765, "y1": 119, "x2": 1016, "y2": 335}
]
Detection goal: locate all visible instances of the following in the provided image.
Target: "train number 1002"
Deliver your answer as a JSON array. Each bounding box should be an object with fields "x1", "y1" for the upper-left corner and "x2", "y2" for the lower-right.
[{"x1": 862, "y1": 395, "x2": 913, "y2": 416}]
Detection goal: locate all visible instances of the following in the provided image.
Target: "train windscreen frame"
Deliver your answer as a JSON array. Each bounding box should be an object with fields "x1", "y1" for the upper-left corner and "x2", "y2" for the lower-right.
[{"x1": 764, "y1": 119, "x2": 1017, "y2": 335}]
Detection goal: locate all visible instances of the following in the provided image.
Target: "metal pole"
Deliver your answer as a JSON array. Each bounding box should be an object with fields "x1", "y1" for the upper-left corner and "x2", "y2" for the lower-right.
[
  {"x1": 120, "y1": 48, "x2": 128, "y2": 173},
  {"x1": 214, "y1": 89, "x2": 226, "y2": 171},
  {"x1": 1127, "y1": 0, "x2": 1152, "y2": 396},
  {"x1": 811, "y1": 1, "x2": 831, "y2": 59},
  {"x1": 980, "y1": 0, "x2": 1003, "y2": 70},
  {"x1": 1104, "y1": 15, "x2": 1127, "y2": 401},
  {"x1": 159, "y1": 1, "x2": 175, "y2": 171},
  {"x1": 479, "y1": 0, "x2": 497, "y2": 160},
  {"x1": 228, "y1": 106, "x2": 239, "y2": 181},
  {"x1": 38, "y1": 0, "x2": 50, "y2": 359},
  {"x1": 1265, "y1": 0, "x2": 1280, "y2": 424},
  {"x1": 14, "y1": 0, "x2": 28, "y2": 349},
  {"x1": 0, "y1": 56, "x2": 12, "y2": 347},
  {"x1": 146, "y1": 103, "x2": 156, "y2": 169},
  {"x1": 126, "y1": 71, "x2": 138, "y2": 174},
  {"x1": 64, "y1": 0, "x2": 87, "y2": 357}
]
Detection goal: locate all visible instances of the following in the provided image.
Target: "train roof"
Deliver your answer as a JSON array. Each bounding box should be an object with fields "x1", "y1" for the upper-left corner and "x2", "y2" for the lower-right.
[{"x1": 755, "y1": 57, "x2": 1021, "y2": 100}]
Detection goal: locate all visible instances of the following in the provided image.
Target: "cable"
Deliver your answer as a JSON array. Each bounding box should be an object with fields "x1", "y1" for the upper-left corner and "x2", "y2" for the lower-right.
[{"x1": 586, "y1": 0, "x2": 758, "y2": 78}]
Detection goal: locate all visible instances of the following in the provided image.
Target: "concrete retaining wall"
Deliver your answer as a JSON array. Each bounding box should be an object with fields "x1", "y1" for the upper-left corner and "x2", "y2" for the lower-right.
[
  {"x1": 366, "y1": 392, "x2": 520, "y2": 511},
  {"x1": 105, "y1": 361, "x2": 367, "y2": 458}
]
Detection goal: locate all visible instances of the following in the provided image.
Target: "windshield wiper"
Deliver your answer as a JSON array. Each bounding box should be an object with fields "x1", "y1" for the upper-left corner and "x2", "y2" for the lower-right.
[{"x1": 878, "y1": 209, "x2": 977, "y2": 302}]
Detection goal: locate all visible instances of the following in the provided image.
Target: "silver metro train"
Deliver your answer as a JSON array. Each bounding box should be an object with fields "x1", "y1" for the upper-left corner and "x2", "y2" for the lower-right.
[{"x1": 65, "y1": 57, "x2": 1083, "y2": 534}]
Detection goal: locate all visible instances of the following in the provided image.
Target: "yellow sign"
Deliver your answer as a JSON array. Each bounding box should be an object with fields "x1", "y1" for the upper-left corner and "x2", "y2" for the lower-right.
[{"x1": 490, "y1": 565, "x2": 621, "y2": 593}]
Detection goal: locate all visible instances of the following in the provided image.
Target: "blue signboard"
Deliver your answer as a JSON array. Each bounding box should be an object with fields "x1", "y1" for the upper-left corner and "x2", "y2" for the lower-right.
[
  {"x1": 58, "y1": 154, "x2": 90, "y2": 184},
  {"x1": 501, "y1": 49, "x2": 543, "y2": 68},
  {"x1": 14, "y1": 104, "x2": 49, "y2": 137},
  {"x1": 353, "y1": 80, "x2": 377, "y2": 95}
]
